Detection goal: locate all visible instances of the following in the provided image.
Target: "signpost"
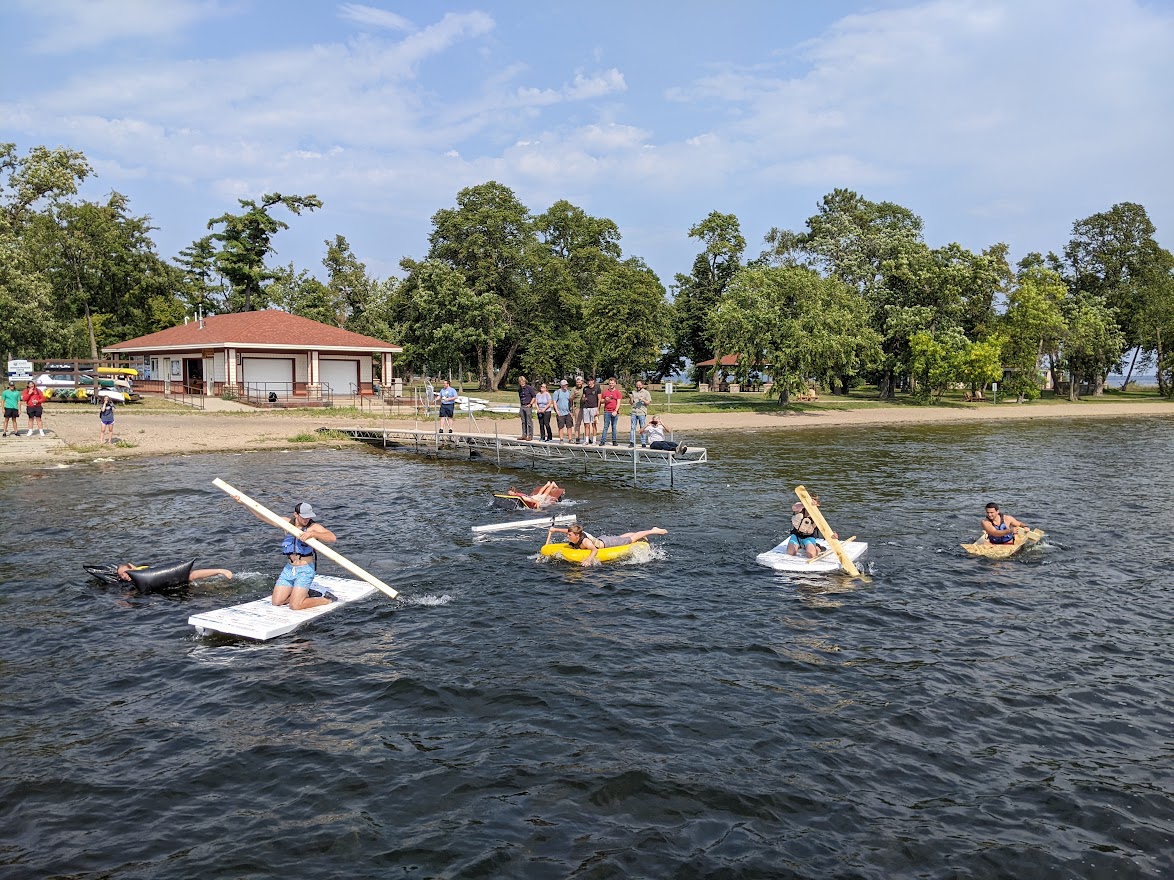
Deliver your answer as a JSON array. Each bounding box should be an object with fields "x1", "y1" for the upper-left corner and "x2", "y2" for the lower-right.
[{"x1": 665, "y1": 381, "x2": 673, "y2": 412}]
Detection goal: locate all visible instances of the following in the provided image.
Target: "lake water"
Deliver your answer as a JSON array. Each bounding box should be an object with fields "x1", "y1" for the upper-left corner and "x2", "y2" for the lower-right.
[{"x1": 2, "y1": 416, "x2": 1172, "y2": 879}]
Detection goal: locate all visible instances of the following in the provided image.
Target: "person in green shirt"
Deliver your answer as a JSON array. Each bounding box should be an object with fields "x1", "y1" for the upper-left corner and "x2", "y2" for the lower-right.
[{"x1": 2, "y1": 381, "x2": 21, "y2": 437}]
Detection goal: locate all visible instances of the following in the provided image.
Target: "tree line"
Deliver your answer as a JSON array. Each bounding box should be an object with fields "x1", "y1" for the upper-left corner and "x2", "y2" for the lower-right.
[{"x1": 3, "y1": 143, "x2": 1172, "y2": 399}]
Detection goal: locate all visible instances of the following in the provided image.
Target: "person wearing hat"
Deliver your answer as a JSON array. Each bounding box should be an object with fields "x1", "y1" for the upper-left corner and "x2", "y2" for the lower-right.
[
  {"x1": 232, "y1": 499, "x2": 337, "y2": 610},
  {"x1": 786, "y1": 497, "x2": 836, "y2": 558},
  {"x1": 2, "y1": 381, "x2": 20, "y2": 437},
  {"x1": 552, "y1": 378, "x2": 573, "y2": 443}
]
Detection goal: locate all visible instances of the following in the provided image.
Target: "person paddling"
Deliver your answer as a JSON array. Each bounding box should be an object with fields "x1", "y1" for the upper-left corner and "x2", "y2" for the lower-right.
[
  {"x1": 237, "y1": 498, "x2": 337, "y2": 609},
  {"x1": 981, "y1": 503, "x2": 1030, "y2": 544},
  {"x1": 785, "y1": 497, "x2": 837, "y2": 558}
]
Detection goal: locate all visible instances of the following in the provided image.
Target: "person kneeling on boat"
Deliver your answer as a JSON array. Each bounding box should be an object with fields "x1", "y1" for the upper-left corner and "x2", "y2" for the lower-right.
[
  {"x1": 547, "y1": 523, "x2": 667, "y2": 566},
  {"x1": 981, "y1": 503, "x2": 1030, "y2": 544},
  {"x1": 786, "y1": 499, "x2": 837, "y2": 558},
  {"x1": 507, "y1": 481, "x2": 565, "y2": 509},
  {"x1": 233, "y1": 498, "x2": 338, "y2": 610}
]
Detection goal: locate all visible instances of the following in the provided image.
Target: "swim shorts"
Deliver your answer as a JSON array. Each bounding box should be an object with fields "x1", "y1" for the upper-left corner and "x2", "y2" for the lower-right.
[{"x1": 276, "y1": 563, "x2": 317, "y2": 590}]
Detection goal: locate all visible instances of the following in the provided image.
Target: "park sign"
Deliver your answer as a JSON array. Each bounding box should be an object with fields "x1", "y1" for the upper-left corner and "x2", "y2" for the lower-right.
[{"x1": 7, "y1": 359, "x2": 33, "y2": 379}]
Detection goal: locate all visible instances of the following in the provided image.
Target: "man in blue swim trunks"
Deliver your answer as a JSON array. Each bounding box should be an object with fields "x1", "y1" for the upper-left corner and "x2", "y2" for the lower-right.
[{"x1": 265, "y1": 501, "x2": 337, "y2": 609}]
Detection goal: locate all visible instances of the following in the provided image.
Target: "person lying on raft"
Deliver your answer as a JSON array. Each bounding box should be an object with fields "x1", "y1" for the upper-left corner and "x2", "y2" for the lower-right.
[
  {"x1": 507, "y1": 481, "x2": 565, "y2": 509},
  {"x1": 980, "y1": 503, "x2": 1031, "y2": 544},
  {"x1": 117, "y1": 563, "x2": 233, "y2": 583},
  {"x1": 545, "y1": 523, "x2": 667, "y2": 566},
  {"x1": 785, "y1": 497, "x2": 838, "y2": 559}
]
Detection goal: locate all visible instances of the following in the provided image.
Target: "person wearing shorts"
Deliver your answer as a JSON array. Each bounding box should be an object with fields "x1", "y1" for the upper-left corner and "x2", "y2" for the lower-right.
[
  {"x1": 579, "y1": 377, "x2": 599, "y2": 445},
  {"x1": 552, "y1": 379, "x2": 573, "y2": 442},
  {"x1": 21, "y1": 381, "x2": 46, "y2": 436},
  {"x1": 231, "y1": 495, "x2": 338, "y2": 610},
  {"x1": 99, "y1": 395, "x2": 115, "y2": 444},
  {"x1": 2, "y1": 381, "x2": 20, "y2": 437},
  {"x1": 436, "y1": 379, "x2": 457, "y2": 433}
]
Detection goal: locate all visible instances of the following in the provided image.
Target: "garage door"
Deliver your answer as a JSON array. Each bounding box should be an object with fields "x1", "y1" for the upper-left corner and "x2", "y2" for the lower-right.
[
  {"x1": 242, "y1": 357, "x2": 294, "y2": 390},
  {"x1": 319, "y1": 359, "x2": 359, "y2": 394}
]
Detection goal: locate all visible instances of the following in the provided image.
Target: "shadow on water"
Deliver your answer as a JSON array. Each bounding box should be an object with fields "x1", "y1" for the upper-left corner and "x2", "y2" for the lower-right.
[{"x1": 1, "y1": 415, "x2": 1172, "y2": 878}]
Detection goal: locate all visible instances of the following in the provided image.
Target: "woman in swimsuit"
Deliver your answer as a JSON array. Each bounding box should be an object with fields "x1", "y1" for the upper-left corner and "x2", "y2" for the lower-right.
[{"x1": 545, "y1": 523, "x2": 667, "y2": 566}]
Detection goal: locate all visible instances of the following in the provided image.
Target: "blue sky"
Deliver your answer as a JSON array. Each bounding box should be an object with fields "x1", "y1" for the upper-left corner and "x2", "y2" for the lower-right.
[{"x1": 3, "y1": 0, "x2": 1173, "y2": 289}]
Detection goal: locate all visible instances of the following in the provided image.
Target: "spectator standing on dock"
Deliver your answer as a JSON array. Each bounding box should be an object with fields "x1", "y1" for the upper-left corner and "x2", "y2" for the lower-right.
[
  {"x1": 570, "y1": 376, "x2": 586, "y2": 442},
  {"x1": 628, "y1": 379, "x2": 651, "y2": 447},
  {"x1": 580, "y1": 377, "x2": 600, "y2": 445},
  {"x1": 599, "y1": 377, "x2": 623, "y2": 446},
  {"x1": 535, "y1": 382, "x2": 554, "y2": 442},
  {"x1": 518, "y1": 375, "x2": 536, "y2": 440},
  {"x1": 436, "y1": 378, "x2": 457, "y2": 433},
  {"x1": 553, "y1": 379, "x2": 573, "y2": 443}
]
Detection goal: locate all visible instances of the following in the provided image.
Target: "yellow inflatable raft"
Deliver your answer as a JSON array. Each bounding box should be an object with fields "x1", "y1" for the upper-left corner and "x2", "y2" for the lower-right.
[{"x1": 539, "y1": 540, "x2": 649, "y2": 563}]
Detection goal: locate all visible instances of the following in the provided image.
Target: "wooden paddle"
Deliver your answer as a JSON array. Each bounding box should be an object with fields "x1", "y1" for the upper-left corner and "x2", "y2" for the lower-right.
[
  {"x1": 795, "y1": 486, "x2": 861, "y2": 577},
  {"x1": 213, "y1": 478, "x2": 399, "y2": 599},
  {"x1": 807, "y1": 536, "x2": 856, "y2": 565}
]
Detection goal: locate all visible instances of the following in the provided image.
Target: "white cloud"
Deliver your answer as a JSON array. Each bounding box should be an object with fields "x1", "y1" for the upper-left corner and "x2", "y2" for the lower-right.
[
  {"x1": 338, "y1": 3, "x2": 414, "y2": 32},
  {"x1": 19, "y1": 0, "x2": 227, "y2": 53}
]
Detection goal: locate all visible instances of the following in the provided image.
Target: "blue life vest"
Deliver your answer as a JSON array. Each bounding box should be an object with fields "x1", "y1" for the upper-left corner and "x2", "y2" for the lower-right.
[
  {"x1": 281, "y1": 532, "x2": 316, "y2": 558},
  {"x1": 988, "y1": 514, "x2": 1014, "y2": 544}
]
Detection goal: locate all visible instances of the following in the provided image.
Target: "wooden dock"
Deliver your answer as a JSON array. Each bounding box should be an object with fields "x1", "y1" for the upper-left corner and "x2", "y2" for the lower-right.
[{"x1": 331, "y1": 425, "x2": 708, "y2": 485}]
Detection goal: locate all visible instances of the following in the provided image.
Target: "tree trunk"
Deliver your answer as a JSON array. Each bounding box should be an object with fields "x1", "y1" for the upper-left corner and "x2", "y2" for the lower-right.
[
  {"x1": 1121, "y1": 346, "x2": 1139, "y2": 390},
  {"x1": 492, "y1": 340, "x2": 520, "y2": 391},
  {"x1": 1069, "y1": 367, "x2": 1080, "y2": 401},
  {"x1": 84, "y1": 302, "x2": 98, "y2": 359}
]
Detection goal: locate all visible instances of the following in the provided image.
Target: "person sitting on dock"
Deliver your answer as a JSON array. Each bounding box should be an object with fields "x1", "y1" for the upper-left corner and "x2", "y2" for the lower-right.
[
  {"x1": 640, "y1": 416, "x2": 688, "y2": 454},
  {"x1": 546, "y1": 523, "x2": 668, "y2": 566},
  {"x1": 785, "y1": 498, "x2": 836, "y2": 558},
  {"x1": 981, "y1": 503, "x2": 1030, "y2": 545},
  {"x1": 506, "y1": 482, "x2": 565, "y2": 509}
]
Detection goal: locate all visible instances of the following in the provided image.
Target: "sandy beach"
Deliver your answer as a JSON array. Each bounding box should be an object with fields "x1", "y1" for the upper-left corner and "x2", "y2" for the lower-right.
[{"x1": 3, "y1": 397, "x2": 1171, "y2": 466}]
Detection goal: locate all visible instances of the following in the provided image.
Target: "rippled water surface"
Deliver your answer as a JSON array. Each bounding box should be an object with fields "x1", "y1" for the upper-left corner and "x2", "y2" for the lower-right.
[{"x1": 2, "y1": 417, "x2": 1172, "y2": 879}]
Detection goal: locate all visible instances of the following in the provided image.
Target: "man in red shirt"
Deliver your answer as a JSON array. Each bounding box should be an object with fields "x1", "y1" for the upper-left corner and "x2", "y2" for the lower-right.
[
  {"x1": 599, "y1": 377, "x2": 623, "y2": 446},
  {"x1": 21, "y1": 381, "x2": 46, "y2": 436}
]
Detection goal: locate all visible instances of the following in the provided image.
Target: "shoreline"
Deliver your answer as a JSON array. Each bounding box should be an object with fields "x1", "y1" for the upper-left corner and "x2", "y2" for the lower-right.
[{"x1": 5, "y1": 399, "x2": 1173, "y2": 465}]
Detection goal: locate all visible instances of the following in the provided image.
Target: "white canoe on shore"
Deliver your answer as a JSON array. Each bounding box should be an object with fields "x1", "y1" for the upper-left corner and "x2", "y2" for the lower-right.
[{"x1": 755, "y1": 539, "x2": 868, "y2": 574}]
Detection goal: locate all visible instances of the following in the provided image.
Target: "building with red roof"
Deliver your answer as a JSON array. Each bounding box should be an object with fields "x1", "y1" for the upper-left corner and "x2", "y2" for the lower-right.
[{"x1": 103, "y1": 310, "x2": 401, "y2": 402}]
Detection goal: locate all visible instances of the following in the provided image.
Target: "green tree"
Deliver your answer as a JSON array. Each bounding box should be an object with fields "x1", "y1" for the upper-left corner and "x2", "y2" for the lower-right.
[
  {"x1": 1061, "y1": 292, "x2": 1125, "y2": 400},
  {"x1": 673, "y1": 211, "x2": 745, "y2": 383},
  {"x1": 393, "y1": 258, "x2": 505, "y2": 380},
  {"x1": 208, "y1": 193, "x2": 322, "y2": 312},
  {"x1": 583, "y1": 258, "x2": 669, "y2": 382},
  {"x1": 1002, "y1": 262, "x2": 1068, "y2": 398},
  {"x1": 426, "y1": 181, "x2": 532, "y2": 389},
  {"x1": 711, "y1": 265, "x2": 880, "y2": 403},
  {"x1": 175, "y1": 235, "x2": 226, "y2": 314}
]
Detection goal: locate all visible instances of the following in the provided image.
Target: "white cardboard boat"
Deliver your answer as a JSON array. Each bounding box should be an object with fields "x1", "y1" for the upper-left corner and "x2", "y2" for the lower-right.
[
  {"x1": 188, "y1": 574, "x2": 376, "y2": 640},
  {"x1": 755, "y1": 539, "x2": 868, "y2": 574}
]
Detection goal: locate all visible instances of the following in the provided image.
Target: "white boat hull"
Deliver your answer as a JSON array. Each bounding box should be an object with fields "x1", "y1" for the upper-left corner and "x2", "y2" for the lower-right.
[
  {"x1": 188, "y1": 574, "x2": 376, "y2": 640},
  {"x1": 755, "y1": 539, "x2": 868, "y2": 573}
]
